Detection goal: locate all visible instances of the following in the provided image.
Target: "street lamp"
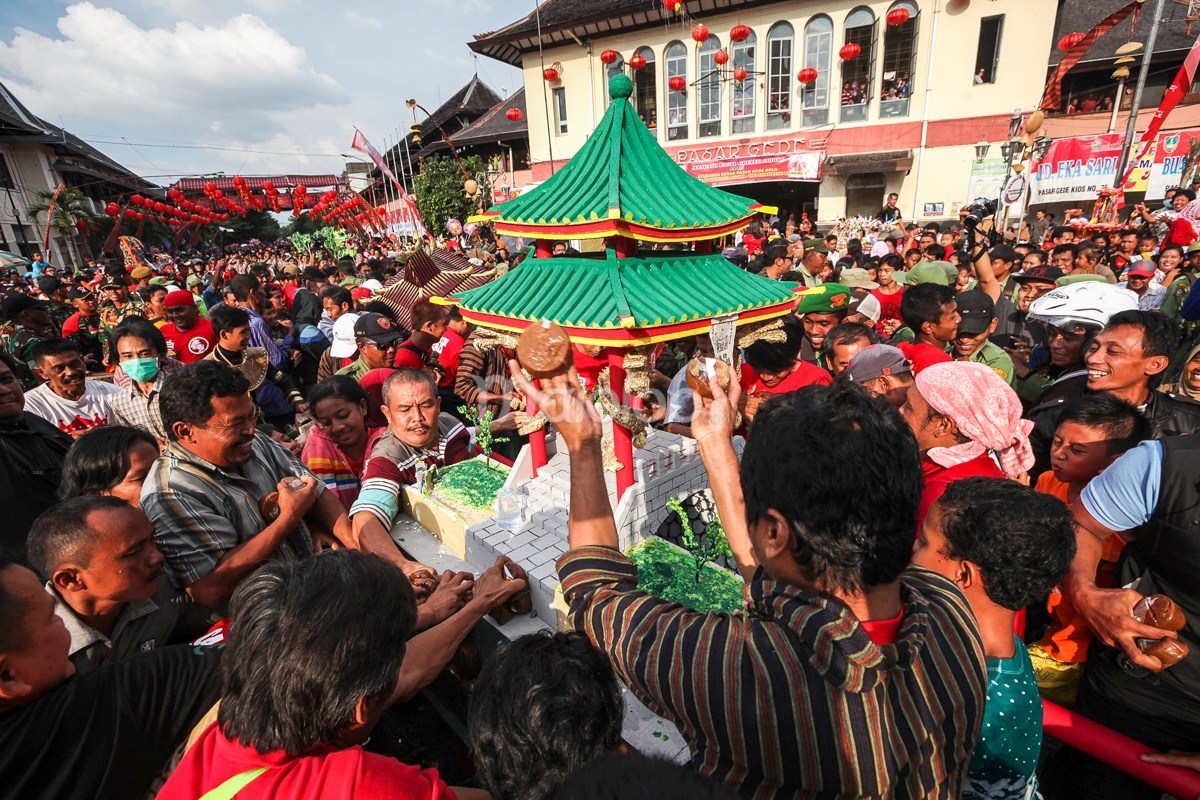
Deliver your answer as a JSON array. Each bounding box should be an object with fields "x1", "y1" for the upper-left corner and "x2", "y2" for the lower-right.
[{"x1": 974, "y1": 141, "x2": 991, "y2": 161}]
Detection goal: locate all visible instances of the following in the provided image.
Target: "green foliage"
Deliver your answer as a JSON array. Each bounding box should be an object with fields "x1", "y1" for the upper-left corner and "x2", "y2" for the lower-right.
[
  {"x1": 458, "y1": 404, "x2": 509, "y2": 468},
  {"x1": 667, "y1": 497, "x2": 733, "y2": 585},
  {"x1": 628, "y1": 538, "x2": 743, "y2": 613},
  {"x1": 281, "y1": 211, "x2": 325, "y2": 237},
  {"x1": 414, "y1": 154, "x2": 491, "y2": 237}
]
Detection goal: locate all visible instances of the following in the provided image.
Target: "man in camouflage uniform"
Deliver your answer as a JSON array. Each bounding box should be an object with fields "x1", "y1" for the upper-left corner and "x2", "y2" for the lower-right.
[
  {"x1": 38, "y1": 276, "x2": 73, "y2": 335},
  {"x1": 2, "y1": 293, "x2": 55, "y2": 388},
  {"x1": 98, "y1": 274, "x2": 145, "y2": 332},
  {"x1": 60, "y1": 287, "x2": 107, "y2": 369}
]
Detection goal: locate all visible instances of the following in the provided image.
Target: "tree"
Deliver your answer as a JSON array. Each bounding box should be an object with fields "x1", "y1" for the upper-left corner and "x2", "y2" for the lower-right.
[
  {"x1": 25, "y1": 185, "x2": 100, "y2": 264},
  {"x1": 281, "y1": 211, "x2": 325, "y2": 237},
  {"x1": 218, "y1": 210, "x2": 282, "y2": 244},
  {"x1": 414, "y1": 154, "x2": 491, "y2": 237}
]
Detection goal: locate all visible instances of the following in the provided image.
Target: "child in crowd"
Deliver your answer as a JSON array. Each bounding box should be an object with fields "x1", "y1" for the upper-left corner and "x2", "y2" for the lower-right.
[
  {"x1": 1029, "y1": 394, "x2": 1150, "y2": 705},
  {"x1": 912, "y1": 477, "x2": 1076, "y2": 800}
]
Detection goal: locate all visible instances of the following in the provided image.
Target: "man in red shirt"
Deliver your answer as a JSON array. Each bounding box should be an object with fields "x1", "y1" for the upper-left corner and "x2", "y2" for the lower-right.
[
  {"x1": 393, "y1": 299, "x2": 448, "y2": 376},
  {"x1": 433, "y1": 306, "x2": 470, "y2": 391},
  {"x1": 739, "y1": 316, "x2": 832, "y2": 422},
  {"x1": 160, "y1": 291, "x2": 215, "y2": 364},
  {"x1": 900, "y1": 360, "x2": 1034, "y2": 524}
]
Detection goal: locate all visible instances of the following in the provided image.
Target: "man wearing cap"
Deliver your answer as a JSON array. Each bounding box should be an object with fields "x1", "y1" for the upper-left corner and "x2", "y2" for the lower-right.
[
  {"x1": 795, "y1": 284, "x2": 851, "y2": 367},
  {"x1": 951, "y1": 291, "x2": 1015, "y2": 385},
  {"x1": 130, "y1": 266, "x2": 153, "y2": 289},
  {"x1": 60, "y1": 287, "x2": 106, "y2": 367},
  {"x1": 161, "y1": 290, "x2": 215, "y2": 364},
  {"x1": 38, "y1": 277, "x2": 72, "y2": 334},
  {"x1": 336, "y1": 313, "x2": 402, "y2": 381},
  {"x1": 1117, "y1": 260, "x2": 1167, "y2": 311},
  {"x1": 184, "y1": 274, "x2": 210, "y2": 317},
  {"x1": 279, "y1": 264, "x2": 302, "y2": 310},
  {"x1": 2, "y1": 293, "x2": 55, "y2": 389},
  {"x1": 847, "y1": 344, "x2": 913, "y2": 408},
  {"x1": 99, "y1": 274, "x2": 145, "y2": 332}
]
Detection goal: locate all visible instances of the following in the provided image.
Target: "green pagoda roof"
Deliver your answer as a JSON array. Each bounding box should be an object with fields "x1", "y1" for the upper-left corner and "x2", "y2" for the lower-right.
[
  {"x1": 477, "y1": 74, "x2": 762, "y2": 242},
  {"x1": 451, "y1": 249, "x2": 796, "y2": 346}
]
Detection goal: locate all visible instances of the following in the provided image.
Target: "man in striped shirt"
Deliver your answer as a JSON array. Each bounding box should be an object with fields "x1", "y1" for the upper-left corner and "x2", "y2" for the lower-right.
[{"x1": 514, "y1": 363, "x2": 988, "y2": 799}]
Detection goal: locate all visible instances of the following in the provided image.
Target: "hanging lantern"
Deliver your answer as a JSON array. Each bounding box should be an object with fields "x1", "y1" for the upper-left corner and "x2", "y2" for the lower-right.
[
  {"x1": 692, "y1": 24, "x2": 709, "y2": 45},
  {"x1": 839, "y1": 43, "x2": 862, "y2": 60},
  {"x1": 506, "y1": 107, "x2": 524, "y2": 121},
  {"x1": 1058, "y1": 31, "x2": 1085, "y2": 52},
  {"x1": 104, "y1": 202, "x2": 120, "y2": 217},
  {"x1": 714, "y1": 49, "x2": 730, "y2": 66},
  {"x1": 629, "y1": 54, "x2": 647, "y2": 70},
  {"x1": 543, "y1": 66, "x2": 559, "y2": 82},
  {"x1": 886, "y1": 8, "x2": 911, "y2": 26},
  {"x1": 232, "y1": 175, "x2": 246, "y2": 188},
  {"x1": 166, "y1": 188, "x2": 182, "y2": 201},
  {"x1": 600, "y1": 49, "x2": 620, "y2": 65},
  {"x1": 669, "y1": 75, "x2": 687, "y2": 92},
  {"x1": 130, "y1": 194, "x2": 144, "y2": 206},
  {"x1": 730, "y1": 24, "x2": 751, "y2": 43},
  {"x1": 74, "y1": 219, "x2": 87, "y2": 232},
  {"x1": 203, "y1": 182, "x2": 216, "y2": 195},
  {"x1": 662, "y1": 0, "x2": 682, "y2": 12},
  {"x1": 797, "y1": 67, "x2": 818, "y2": 84},
  {"x1": 733, "y1": 66, "x2": 748, "y2": 82}
]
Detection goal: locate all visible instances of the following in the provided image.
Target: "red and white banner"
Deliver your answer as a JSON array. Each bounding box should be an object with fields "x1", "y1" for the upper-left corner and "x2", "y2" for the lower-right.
[
  {"x1": 351, "y1": 128, "x2": 426, "y2": 236},
  {"x1": 1030, "y1": 134, "x2": 1124, "y2": 203},
  {"x1": 1121, "y1": 33, "x2": 1200, "y2": 185},
  {"x1": 1040, "y1": 1, "x2": 1141, "y2": 112}
]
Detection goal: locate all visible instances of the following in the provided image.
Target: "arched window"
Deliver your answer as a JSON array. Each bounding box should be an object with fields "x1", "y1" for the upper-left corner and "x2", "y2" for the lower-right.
[
  {"x1": 664, "y1": 42, "x2": 688, "y2": 140},
  {"x1": 698, "y1": 36, "x2": 723, "y2": 137},
  {"x1": 631, "y1": 47, "x2": 658, "y2": 130},
  {"x1": 841, "y1": 7, "x2": 876, "y2": 122},
  {"x1": 730, "y1": 29, "x2": 757, "y2": 133},
  {"x1": 880, "y1": 1, "x2": 918, "y2": 117},
  {"x1": 802, "y1": 16, "x2": 833, "y2": 127},
  {"x1": 766, "y1": 22, "x2": 794, "y2": 130}
]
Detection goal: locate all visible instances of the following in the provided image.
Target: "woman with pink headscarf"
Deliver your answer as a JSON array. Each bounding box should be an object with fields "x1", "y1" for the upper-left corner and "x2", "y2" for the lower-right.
[{"x1": 900, "y1": 361, "x2": 1035, "y2": 524}]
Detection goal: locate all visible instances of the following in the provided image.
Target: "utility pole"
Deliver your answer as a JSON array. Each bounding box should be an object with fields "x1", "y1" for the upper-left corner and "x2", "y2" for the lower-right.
[{"x1": 1114, "y1": 0, "x2": 1167, "y2": 182}]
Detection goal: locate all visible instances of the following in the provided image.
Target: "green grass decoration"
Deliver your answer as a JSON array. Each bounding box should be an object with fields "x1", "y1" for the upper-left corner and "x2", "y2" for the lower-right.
[
  {"x1": 667, "y1": 497, "x2": 733, "y2": 585},
  {"x1": 628, "y1": 538, "x2": 743, "y2": 614},
  {"x1": 429, "y1": 459, "x2": 510, "y2": 512},
  {"x1": 458, "y1": 405, "x2": 509, "y2": 469}
]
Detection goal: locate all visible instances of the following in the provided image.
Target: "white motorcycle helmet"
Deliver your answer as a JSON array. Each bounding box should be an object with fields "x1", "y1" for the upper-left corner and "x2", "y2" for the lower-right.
[{"x1": 1026, "y1": 281, "x2": 1139, "y2": 331}]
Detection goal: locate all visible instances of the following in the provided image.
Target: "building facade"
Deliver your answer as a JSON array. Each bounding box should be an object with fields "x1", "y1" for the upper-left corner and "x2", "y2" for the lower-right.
[{"x1": 472, "y1": 0, "x2": 1056, "y2": 225}]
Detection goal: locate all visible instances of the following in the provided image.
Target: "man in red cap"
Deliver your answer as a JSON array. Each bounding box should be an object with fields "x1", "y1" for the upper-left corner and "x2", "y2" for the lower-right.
[
  {"x1": 161, "y1": 291, "x2": 215, "y2": 364},
  {"x1": 1117, "y1": 260, "x2": 1167, "y2": 311}
]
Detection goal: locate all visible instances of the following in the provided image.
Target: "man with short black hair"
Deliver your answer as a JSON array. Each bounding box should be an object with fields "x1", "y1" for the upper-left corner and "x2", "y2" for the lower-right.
[
  {"x1": 23, "y1": 339, "x2": 119, "y2": 437},
  {"x1": 516, "y1": 367, "x2": 987, "y2": 798},
  {"x1": 822, "y1": 321, "x2": 879, "y2": 378},
  {"x1": 847, "y1": 344, "x2": 913, "y2": 408},
  {"x1": 394, "y1": 299, "x2": 448, "y2": 373},
  {"x1": 895, "y1": 282, "x2": 957, "y2": 370},
  {"x1": 1051, "y1": 243, "x2": 1077, "y2": 273},
  {"x1": 319, "y1": 285, "x2": 353, "y2": 342},
  {"x1": 758, "y1": 242, "x2": 792, "y2": 281}
]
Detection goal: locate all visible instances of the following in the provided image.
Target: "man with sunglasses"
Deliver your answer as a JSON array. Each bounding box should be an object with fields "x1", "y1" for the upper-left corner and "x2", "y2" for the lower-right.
[{"x1": 336, "y1": 313, "x2": 402, "y2": 381}]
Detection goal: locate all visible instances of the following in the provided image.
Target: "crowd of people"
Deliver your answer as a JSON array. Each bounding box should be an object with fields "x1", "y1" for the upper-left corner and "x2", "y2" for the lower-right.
[{"x1": 0, "y1": 189, "x2": 1198, "y2": 799}]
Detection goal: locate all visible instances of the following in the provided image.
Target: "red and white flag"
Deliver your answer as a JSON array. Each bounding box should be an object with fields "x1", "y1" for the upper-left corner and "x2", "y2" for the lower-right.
[
  {"x1": 351, "y1": 128, "x2": 426, "y2": 236},
  {"x1": 1121, "y1": 33, "x2": 1200, "y2": 186}
]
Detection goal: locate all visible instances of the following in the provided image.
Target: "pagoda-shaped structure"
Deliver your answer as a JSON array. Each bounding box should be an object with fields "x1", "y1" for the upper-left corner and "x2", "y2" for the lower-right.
[{"x1": 453, "y1": 74, "x2": 796, "y2": 497}]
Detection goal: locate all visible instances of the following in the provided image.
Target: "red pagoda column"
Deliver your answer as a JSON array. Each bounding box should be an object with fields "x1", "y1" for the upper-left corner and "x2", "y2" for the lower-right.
[
  {"x1": 694, "y1": 239, "x2": 713, "y2": 254},
  {"x1": 526, "y1": 382, "x2": 547, "y2": 477},
  {"x1": 608, "y1": 350, "x2": 635, "y2": 500}
]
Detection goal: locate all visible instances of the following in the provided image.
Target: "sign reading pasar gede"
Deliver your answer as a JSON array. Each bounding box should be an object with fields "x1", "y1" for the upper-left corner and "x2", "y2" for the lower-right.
[{"x1": 666, "y1": 135, "x2": 822, "y2": 186}]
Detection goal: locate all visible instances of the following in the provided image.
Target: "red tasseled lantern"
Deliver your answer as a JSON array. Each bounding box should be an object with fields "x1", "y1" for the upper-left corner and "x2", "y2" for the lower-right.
[
  {"x1": 629, "y1": 54, "x2": 647, "y2": 70},
  {"x1": 261, "y1": 180, "x2": 274, "y2": 193},
  {"x1": 886, "y1": 8, "x2": 911, "y2": 26},
  {"x1": 733, "y1": 66, "x2": 748, "y2": 82},
  {"x1": 1058, "y1": 32, "x2": 1085, "y2": 51},
  {"x1": 692, "y1": 23, "x2": 709, "y2": 44},
  {"x1": 167, "y1": 188, "x2": 182, "y2": 201},
  {"x1": 506, "y1": 107, "x2": 523, "y2": 121},
  {"x1": 730, "y1": 24, "x2": 751, "y2": 42},
  {"x1": 669, "y1": 75, "x2": 687, "y2": 92},
  {"x1": 600, "y1": 49, "x2": 620, "y2": 65},
  {"x1": 104, "y1": 202, "x2": 120, "y2": 217},
  {"x1": 797, "y1": 67, "x2": 818, "y2": 84},
  {"x1": 232, "y1": 175, "x2": 246, "y2": 188},
  {"x1": 839, "y1": 43, "x2": 862, "y2": 60},
  {"x1": 713, "y1": 49, "x2": 730, "y2": 66},
  {"x1": 543, "y1": 67, "x2": 559, "y2": 82}
]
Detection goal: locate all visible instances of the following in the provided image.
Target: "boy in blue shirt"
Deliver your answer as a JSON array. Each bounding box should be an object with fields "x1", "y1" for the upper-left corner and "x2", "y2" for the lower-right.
[{"x1": 913, "y1": 477, "x2": 1076, "y2": 800}]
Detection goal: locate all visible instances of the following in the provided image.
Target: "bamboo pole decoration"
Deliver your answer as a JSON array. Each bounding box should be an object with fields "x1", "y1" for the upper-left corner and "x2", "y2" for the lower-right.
[{"x1": 41, "y1": 183, "x2": 65, "y2": 258}]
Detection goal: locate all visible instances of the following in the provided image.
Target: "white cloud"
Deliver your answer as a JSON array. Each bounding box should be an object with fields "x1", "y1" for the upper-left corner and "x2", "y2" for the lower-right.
[
  {"x1": 0, "y1": 2, "x2": 344, "y2": 141},
  {"x1": 341, "y1": 10, "x2": 383, "y2": 31}
]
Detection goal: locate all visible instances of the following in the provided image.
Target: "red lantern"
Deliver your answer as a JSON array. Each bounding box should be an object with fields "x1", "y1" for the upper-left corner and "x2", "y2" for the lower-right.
[
  {"x1": 232, "y1": 175, "x2": 246, "y2": 188},
  {"x1": 669, "y1": 75, "x2": 687, "y2": 92},
  {"x1": 167, "y1": 188, "x2": 182, "y2": 201},
  {"x1": 600, "y1": 49, "x2": 620, "y2": 65},
  {"x1": 629, "y1": 54, "x2": 647, "y2": 70},
  {"x1": 261, "y1": 180, "x2": 274, "y2": 193},
  {"x1": 797, "y1": 67, "x2": 818, "y2": 84},
  {"x1": 74, "y1": 219, "x2": 87, "y2": 232},
  {"x1": 886, "y1": 8, "x2": 911, "y2": 26},
  {"x1": 154, "y1": 201, "x2": 166, "y2": 212},
  {"x1": 662, "y1": 0, "x2": 682, "y2": 11},
  {"x1": 714, "y1": 49, "x2": 730, "y2": 66},
  {"x1": 543, "y1": 67, "x2": 559, "y2": 82},
  {"x1": 839, "y1": 43, "x2": 862, "y2": 61},
  {"x1": 506, "y1": 107, "x2": 523, "y2": 121},
  {"x1": 692, "y1": 23, "x2": 709, "y2": 45},
  {"x1": 733, "y1": 66, "x2": 748, "y2": 82},
  {"x1": 130, "y1": 194, "x2": 144, "y2": 206},
  {"x1": 730, "y1": 24, "x2": 751, "y2": 42},
  {"x1": 104, "y1": 202, "x2": 120, "y2": 217},
  {"x1": 1058, "y1": 31, "x2": 1085, "y2": 52}
]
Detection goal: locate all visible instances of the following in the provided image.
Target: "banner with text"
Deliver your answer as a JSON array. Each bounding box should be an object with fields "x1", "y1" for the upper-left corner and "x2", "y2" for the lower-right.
[
  {"x1": 667, "y1": 138, "x2": 822, "y2": 186},
  {"x1": 1029, "y1": 133, "x2": 1153, "y2": 204},
  {"x1": 1145, "y1": 128, "x2": 1200, "y2": 198}
]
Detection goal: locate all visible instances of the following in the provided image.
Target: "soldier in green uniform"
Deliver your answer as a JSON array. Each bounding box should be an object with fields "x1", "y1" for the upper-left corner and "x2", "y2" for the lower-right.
[
  {"x1": 38, "y1": 276, "x2": 73, "y2": 335},
  {"x1": 950, "y1": 290, "x2": 1014, "y2": 386},
  {"x1": 2, "y1": 293, "x2": 56, "y2": 388},
  {"x1": 794, "y1": 282, "x2": 851, "y2": 370},
  {"x1": 98, "y1": 274, "x2": 146, "y2": 332},
  {"x1": 61, "y1": 287, "x2": 107, "y2": 369}
]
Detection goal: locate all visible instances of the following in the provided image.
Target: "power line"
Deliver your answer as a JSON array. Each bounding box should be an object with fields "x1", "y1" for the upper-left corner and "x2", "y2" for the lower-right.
[{"x1": 80, "y1": 138, "x2": 344, "y2": 158}]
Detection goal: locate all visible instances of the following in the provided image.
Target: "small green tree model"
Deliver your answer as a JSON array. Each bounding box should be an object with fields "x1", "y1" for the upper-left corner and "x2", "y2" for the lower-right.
[
  {"x1": 667, "y1": 497, "x2": 733, "y2": 585},
  {"x1": 458, "y1": 405, "x2": 509, "y2": 469}
]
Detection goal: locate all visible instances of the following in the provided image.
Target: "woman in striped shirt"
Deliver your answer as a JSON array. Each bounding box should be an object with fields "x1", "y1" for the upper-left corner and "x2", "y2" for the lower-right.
[{"x1": 301, "y1": 376, "x2": 385, "y2": 511}]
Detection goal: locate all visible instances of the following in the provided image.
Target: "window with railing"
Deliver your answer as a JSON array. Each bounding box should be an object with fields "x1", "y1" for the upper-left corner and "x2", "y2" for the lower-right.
[
  {"x1": 665, "y1": 41, "x2": 688, "y2": 140},
  {"x1": 802, "y1": 16, "x2": 832, "y2": 127},
  {"x1": 841, "y1": 7, "x2": 877, "y2": 122},
  {"x1": 632, "y1": 47, "x2": 658, "y2": 130},
  {"x1": 698, "y1": 37, "x2": 723, "y2": 137},
  {"x1": 731, "y1": 30, "x2": 757, "y2": 134},
  {"x1": 880, "y1": 1, "x2": 918, "y2": 118},
  {"x1": 766, "y1": 23, "x2": 794, "y2": 130}
]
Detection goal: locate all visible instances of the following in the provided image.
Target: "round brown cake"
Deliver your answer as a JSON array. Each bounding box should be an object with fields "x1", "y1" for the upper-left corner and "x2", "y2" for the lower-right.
[
  {"x1": 517, "y1": 319, "x2": 572, "y2": 378},
  {"x1": 1136, "y1": 594, "x2": 1187, "y2": 632},
  {"x1": 685, "y1": 358, "x2": 732, "y2": 399},
  {"x1": 1142, "y1": 637, "x2": 1190, "y2": 667}
]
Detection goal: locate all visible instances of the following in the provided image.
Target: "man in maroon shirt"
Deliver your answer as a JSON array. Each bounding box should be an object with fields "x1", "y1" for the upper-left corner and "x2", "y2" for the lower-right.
[
  {"x1": 393, "y1": 300, "x2": 448, "y2": 377},
  {"x1": 161, "y1": 291, "x2": 215, "y2": 364}
]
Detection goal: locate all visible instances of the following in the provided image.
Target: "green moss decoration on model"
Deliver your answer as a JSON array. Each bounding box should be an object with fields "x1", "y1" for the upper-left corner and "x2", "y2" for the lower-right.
[{"x1": 666, "y1": 496, "x2": 733, "y2": 585}]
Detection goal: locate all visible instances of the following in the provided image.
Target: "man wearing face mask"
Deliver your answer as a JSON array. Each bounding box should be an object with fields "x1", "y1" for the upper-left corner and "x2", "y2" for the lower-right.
[{"x1": 110, "y1": 318, "x2": 171, "y2": 442}]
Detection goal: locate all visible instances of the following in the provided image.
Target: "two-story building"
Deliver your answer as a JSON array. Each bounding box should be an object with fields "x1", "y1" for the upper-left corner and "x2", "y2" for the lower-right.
[{"x1": 470, "y1": 0, "x2": 1057, "y2": 225}]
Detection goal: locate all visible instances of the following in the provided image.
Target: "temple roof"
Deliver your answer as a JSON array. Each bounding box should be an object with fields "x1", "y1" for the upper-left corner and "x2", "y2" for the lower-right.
[
  {"x1": 477, "y1": 75, "x2": 760, "y2": 242},
  {"x1": 451, "y1": 248, "x2": 795, "y2": 346}
]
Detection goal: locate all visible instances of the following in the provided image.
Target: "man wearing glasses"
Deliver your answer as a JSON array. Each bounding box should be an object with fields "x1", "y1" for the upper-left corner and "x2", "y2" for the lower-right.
[{"x1": 336, "y1": 313, "x2": 403, "y2": 381}]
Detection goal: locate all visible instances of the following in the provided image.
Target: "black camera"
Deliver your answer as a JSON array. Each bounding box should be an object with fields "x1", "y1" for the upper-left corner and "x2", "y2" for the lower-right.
[{"x1": 962, "y1": 197, "x2": 999, "y2": 229}]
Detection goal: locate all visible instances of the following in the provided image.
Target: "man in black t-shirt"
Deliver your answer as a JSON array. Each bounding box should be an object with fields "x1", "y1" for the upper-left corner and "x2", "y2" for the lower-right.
[{"x1": 0, "y1": 556, "x2": 221, "y2": 800}]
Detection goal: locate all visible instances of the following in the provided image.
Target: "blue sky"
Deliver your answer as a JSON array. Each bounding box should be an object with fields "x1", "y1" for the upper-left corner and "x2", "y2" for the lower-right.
[{"x1": 0, "y1": 1, "x2": 522, "y2": 185}]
